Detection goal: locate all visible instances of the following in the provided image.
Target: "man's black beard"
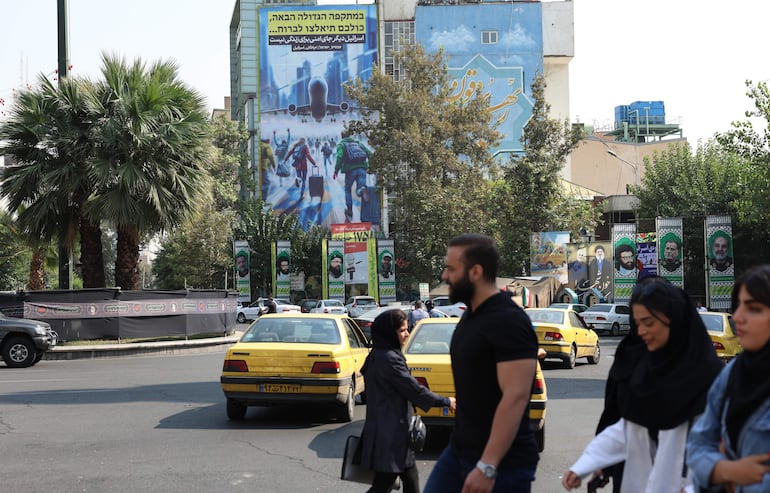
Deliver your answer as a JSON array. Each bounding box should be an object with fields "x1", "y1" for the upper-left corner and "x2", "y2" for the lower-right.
[
  {"x1": 449, "y1": 269, "x2": 474, "y2": 305},
  {"x1": 329, "y1": 265, "x2": 342, "y2": 278}
]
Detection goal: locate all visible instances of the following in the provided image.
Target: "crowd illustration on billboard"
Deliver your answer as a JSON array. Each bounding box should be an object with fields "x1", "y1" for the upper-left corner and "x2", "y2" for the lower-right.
[{"x1": 257, "y1": 5, "x2": 380, "y2": 231}]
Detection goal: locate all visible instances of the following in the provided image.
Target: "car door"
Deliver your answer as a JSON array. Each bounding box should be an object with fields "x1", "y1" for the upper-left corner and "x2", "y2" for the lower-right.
[
  {"x1": 343, "y1": 318, "x2": 370, "y2": 393},
  {"x1": 570, "y1": 311, "x2": 594, "y2": 357},
  {"x1": 615, "y1": 305, "x2": 631, "y2": 330}
]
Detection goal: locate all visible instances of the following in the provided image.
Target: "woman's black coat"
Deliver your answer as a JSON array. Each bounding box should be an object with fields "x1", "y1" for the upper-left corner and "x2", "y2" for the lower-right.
[{"x1": 360, "y1": 348, "x2": 449, "y2": 473}]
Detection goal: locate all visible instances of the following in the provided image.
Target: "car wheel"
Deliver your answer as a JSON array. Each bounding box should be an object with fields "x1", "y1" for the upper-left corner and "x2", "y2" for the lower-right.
[
  {"x1": 563, "y1": 344, "x2": 576, "y2": 369},
  {"x1": 33, "y1": 352, "x2": 45, "y2": 364},
  {"x1": 535, "y1": 424, "x2": 545, "y2": 452},
  {"x1": 338, "y1": 383, "x2": 355, "y2": 422},
  {"x1": 587, "y1": 343, "x2": 600, "y2": 364},
  {"x1": 2, "y1": 336, "x2": 37, "y2": 368},
  {"x1": 610, "y1": 323, "x2": 620, "y2": 336},
  {"x1": 236, "y1": 312, "x2": 247, "y2": 324},
  {"x1": 226, "y1": 399, "x2": 247, "y2": 420}
]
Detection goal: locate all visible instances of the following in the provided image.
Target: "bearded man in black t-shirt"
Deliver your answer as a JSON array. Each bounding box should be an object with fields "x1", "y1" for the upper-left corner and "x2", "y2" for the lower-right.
[{"x1": 424, "y1": 234, "x2": 539, "y2": 493}]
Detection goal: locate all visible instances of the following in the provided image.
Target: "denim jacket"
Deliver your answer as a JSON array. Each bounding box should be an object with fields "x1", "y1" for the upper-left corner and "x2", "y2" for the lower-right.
[{"x1": 686, "y1": 360, "x2": 770, "y2": 493}]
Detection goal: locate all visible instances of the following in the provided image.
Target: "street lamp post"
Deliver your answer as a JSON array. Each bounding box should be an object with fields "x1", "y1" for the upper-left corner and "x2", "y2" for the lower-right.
[{"x1": 606, "y1": 149, "x2": 638, "y2": 188}]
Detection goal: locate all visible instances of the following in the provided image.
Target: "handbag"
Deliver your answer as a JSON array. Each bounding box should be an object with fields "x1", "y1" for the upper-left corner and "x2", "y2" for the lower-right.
[
  {"x1": 408, "y1": 413, "x2": 427, "y2": 452},
  {"x1": 341, "y1": 435, "x2": 373, "y2": 485}
]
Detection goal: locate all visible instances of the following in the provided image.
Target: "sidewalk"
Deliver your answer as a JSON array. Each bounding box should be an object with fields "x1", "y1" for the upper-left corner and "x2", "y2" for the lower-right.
[{"x1": 46, "y1": 327, "x2": 245, "y2": 361}]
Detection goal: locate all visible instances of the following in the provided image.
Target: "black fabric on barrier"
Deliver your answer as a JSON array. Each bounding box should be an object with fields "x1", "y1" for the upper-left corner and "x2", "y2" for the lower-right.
[{"x1": 15, "y1": 289, "x2": 237, "y2": 342}]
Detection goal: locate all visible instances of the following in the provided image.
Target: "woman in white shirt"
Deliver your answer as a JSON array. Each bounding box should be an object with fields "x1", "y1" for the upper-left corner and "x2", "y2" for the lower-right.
[{"x1": 562, "y1": 277, "x2": 723, "y2": 493}]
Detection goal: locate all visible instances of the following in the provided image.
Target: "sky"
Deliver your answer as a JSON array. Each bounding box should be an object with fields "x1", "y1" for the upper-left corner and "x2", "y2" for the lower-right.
[{"x1": 1, "y1": 0, "x2": 769, "y2": 145}]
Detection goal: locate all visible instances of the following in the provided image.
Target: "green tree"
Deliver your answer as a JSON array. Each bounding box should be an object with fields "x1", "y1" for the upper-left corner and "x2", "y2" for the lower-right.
[
  {"x1": 343, "y1": 43, "x2": 502, "y2": 290},
  {"x1": 0, "y1": 74, "x2": 105, "y2": 287},
  {"x1": 89, "y1": 54, "x2": 212, "y2": 290},
  {"x1": 153, "y1": 117, "x2": 246, "y2": 290},
  {"x1": 0, "y1": 211, "x2": 33, "y2": 290},
  {"x1": 493, "y1": 74, "x2": 585, "y2": 275}
]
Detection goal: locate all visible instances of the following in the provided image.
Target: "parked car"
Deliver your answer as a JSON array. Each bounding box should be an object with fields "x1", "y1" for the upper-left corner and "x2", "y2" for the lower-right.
[
  {"x1": 299, "y1": 299, "x2": 319, "y2": 314},
  {"x1": 220, "y1": 313, "x2": 370, "y2": 422},
  {"x1": 699, "y1": 311, "x2": 742, "y2": 362},
  {"x1": 236, "y1": 298, "x2": 301, "y2": 323},
  {"x1": 344, "y1": 296, "x2": 378, "y2": 318},
  {"x1": 525, "y1": 308, "x2": 600, "y2": 369},
  {"x1": 548, "y1": 303, "x2": 589, "y2": 314},
  {"x1": 579, "y1": 303, "x2": 631, "y2": 336},
  {"x1": 403, "y1": 318, "x2": 548, "y2": 452},
  {"x1": 353, "y1": 304, "x2": 413, "y2": 342},
  {"x1": 429, "y1": 297, "x2": 467, "y2": 317},
  {"x1": 0, "y1": 313, "x2": 58, "y2": 368},
  {"x1": 310, "y1": 299, "x2": 348, "y2": 315}
]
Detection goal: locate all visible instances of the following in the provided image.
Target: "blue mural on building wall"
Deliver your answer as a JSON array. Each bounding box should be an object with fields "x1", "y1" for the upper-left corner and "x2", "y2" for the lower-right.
[{"x1": 415, "y1": 3, "x2": 543, "y2": 155}]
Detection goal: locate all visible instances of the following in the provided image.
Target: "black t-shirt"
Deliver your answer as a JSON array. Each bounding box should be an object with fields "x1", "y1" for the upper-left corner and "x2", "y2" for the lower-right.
[{"x1": 449, "y1": 291, "x2": 539, "y2": 469}]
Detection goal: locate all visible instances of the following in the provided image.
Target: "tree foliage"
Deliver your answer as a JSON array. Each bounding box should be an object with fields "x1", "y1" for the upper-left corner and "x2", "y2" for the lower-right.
[
  {"x1": 495, "y1": 75, "x2": 586, "y2": 275},
  {"x1": 343, "y1": 43, "x2": 503, "y2": 287}
]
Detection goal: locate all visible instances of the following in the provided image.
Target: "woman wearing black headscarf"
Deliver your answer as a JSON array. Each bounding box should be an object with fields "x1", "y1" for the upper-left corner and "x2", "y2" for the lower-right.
[
  {"x1": 359, "y1": 309, "x2": 456, "y2": 493},
  {"x1": 687, "y1": 265, "x2": 770, "y2": 492},
  {"x1": 562, "y1": 277, "x2": 723, "y2": 492}
]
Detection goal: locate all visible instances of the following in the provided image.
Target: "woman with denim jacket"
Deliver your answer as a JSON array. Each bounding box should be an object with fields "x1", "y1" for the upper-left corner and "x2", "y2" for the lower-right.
[{"x1": 686, "y1": 265, "x2": 770, "y2": 492}]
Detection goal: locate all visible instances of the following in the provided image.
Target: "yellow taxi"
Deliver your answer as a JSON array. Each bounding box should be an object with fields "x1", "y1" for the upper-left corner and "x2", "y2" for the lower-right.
[
  {"x1": 220, "y1": 313, "x2": 370, "y2": 422},
  {"x1": 525, "y1": 308, "x2": 600, "y2": 369},
  {"x1": 403, "y1": 318, "x2": 548, "y2": 452},
  {"x1": 699, "y1": 311, "x2": 742, "y2": 362}
]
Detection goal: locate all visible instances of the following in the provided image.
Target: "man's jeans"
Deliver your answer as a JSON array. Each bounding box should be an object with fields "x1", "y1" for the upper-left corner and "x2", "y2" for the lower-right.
[
  {"x1": 424, "y1": 443, "x2": 536, "y2": 493},
  {"x1": 344, "y1": 167, "x2": 367, "y2": 214}
]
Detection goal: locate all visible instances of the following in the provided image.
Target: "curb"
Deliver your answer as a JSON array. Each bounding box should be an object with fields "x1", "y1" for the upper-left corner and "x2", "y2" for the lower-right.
[{"x1": 45, "y1": 331, "x2": 244, "y2": 361}]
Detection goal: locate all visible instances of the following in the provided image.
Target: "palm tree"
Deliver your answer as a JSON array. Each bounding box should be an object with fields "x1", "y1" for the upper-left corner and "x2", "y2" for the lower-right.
[
  {"x1": 0, "y1": 74, "x2": 107, "y2": 288},
  {"x1": 88, "y1": 54, "x2": 211, "y2": 290}
]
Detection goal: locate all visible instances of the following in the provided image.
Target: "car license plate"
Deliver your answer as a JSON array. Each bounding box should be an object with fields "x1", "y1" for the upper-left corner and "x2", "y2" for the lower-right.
[{"x1": 260, "y1": 384, "x2": 300, "y2": 393}]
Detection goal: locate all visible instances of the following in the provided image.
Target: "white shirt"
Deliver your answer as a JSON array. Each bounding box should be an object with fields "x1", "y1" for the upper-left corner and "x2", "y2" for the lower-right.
[{"x1": 569, "y1": 418, "x2": 694, "y2": 493}]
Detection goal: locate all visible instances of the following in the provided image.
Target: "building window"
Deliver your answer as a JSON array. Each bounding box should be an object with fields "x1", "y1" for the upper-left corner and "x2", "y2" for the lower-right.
[
  {"x1": 481, "y1": 31, "x2": 498, "y2": 44},
  {"x1": 383, "y1": 21, "x2": 415, "y2": 82}
]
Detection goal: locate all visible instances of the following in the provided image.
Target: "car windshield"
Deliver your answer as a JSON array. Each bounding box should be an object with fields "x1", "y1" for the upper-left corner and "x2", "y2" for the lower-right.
[
  {"x1": 405, "y1": 322, "x2": 456, "y2": 354},
  {"x1": 526, "y1": 310, "x2": 564, "y2": 324},
  {"x1": 241, "y1": 318, "x2": 341, "y2": 344},
  {"x1": 699, "y1": 313, "x2": 725, "y2": 333},
  {"x1": 325, "y1": 300, "x2": 344, "y2": 307},
  {"x1": 585, "y1": 305, "x2": 611, "y2": 312},
  {"x1": 549, "y1": 304, "x2": 568, "y2": 309}
]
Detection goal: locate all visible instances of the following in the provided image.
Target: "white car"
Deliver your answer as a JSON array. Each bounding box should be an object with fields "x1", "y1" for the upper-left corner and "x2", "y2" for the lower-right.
[
  {"x1": 310, "y1": 299, "x2": 348, "y2": 315},
  {"x1": 236, "y1": 298, "x2": 300, "y2": 323},
  {"x1": 344, "y1": 296, "x2": 378, "y2": 318},
  {"x1": 579, "y1": 303, "x2": 631, "y2": 336},
  {"x1": 430, "y1": 297, "x2": 467, "y2": 318}
]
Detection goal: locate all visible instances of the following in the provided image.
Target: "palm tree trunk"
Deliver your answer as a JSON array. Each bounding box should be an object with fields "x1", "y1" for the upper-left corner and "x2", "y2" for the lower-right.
[
  {"x1": 80, "y1": 220, "x2": 106, "y2": 287},
  {"x1": 115, "y1": 224, "x2": 140, "y2": 290},
  {"x1": 28, "y1": 248, "x2": 46, "y2": 290}
]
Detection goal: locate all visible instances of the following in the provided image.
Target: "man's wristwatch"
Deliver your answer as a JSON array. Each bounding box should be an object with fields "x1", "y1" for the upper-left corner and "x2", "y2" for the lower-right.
[{"x1": 476, "y1": 460, "x2": 497, "y2": 479}]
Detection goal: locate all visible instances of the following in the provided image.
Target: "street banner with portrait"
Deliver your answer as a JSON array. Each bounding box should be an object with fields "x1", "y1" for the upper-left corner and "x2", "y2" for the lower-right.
[
  {"x1": 377, "y1": 239, "x2": 396, "y2": 304},
  {"x1": 274, "y1": 240, "x2": 291, "y2": 298},
  {"x1": 565, "y1": 242, "x2": 611, "y2": 305},
  {"x1": 257, "y1": 4, "x2": 380, "y2": 230},
  {"x1": 656, "y1": 217, "x2": 683, "y2": 287},
  {"x1": 233, "y1": 240, "x2": 251, "y2": 303},
  {"x1": 612, "y1": 224, "x2": 638, "y2": 303},
  {"x1": 705, "y1": 215, "x2": 734, "y2": 309},
  {"x1": 324, "y1": 239, "x2": 345, "y2": 300},
  {"x1": 530, "y1": 232, "x2": 569, "y2": 282}
]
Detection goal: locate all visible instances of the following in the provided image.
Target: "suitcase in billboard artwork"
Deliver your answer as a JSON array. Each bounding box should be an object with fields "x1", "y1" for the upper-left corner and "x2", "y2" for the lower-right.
[
  {"x1": 359, "y1": 185, "x2": 380, "y2": 225},
  {"x1": 309, "y1": 165, "x2": 324, "y2": 198}
]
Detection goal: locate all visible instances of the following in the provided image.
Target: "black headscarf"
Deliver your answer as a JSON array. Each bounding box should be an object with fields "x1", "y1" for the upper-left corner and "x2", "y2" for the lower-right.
[
  {"x1": 724, "y1": 265, "x2": 770, "y2": 445},
  {"x1": 610, "y1": 277, "x2": 723, "y2": 431},
  {"x1": 361, "y1": 309, "x2": 406, "y2": 375}
]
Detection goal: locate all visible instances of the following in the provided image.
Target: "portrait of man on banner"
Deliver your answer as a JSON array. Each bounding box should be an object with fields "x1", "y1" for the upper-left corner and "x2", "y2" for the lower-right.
[
  {"x1": 708, "y1": 230, "x2": 733, "y2": 273},
  {"x1": 235, "y1": 250, "x2": 250, "y2": 279},
  {"x1": 379, "y1": 250, "x2": 394, "y2": 280},
  {"x1": 614, "y1": 239, "x2": 639, "y2": 277},
  {"x1": 659, "y1": 233, "x2": 682, "y2": 273},
  {"x1": 328, "y1": 250, "x2": 344, "y2": 280}
]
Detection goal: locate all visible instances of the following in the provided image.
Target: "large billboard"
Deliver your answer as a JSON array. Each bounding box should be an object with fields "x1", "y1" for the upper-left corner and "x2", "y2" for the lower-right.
[
  {"x1": 415, "y1": 3, "x2": 542, "y2": 155},
  {"x1": 257, "y1": 5, "x2": 380, "y2": 230}
]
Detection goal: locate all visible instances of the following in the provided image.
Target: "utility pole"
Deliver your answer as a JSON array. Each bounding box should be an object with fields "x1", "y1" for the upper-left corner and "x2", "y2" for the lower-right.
[{"x1": 57, "y1": 0, "x2": 72, "y2": 289}]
